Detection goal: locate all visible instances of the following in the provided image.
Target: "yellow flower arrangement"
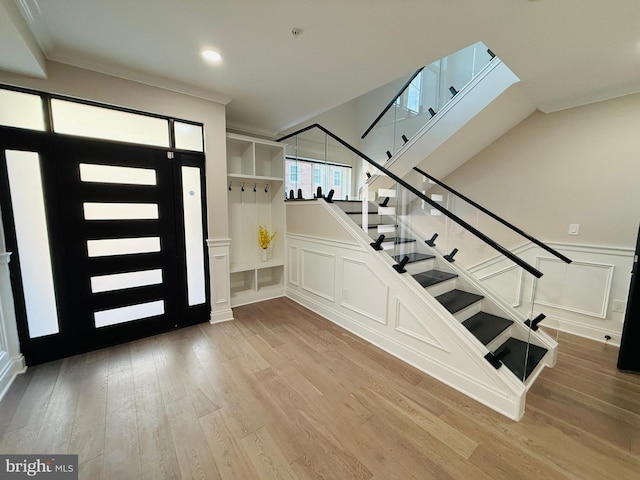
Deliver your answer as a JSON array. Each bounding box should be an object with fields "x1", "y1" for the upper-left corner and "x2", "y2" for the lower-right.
[{"x1": 258, "y1": 225, "x2": 276, "y2": 249}]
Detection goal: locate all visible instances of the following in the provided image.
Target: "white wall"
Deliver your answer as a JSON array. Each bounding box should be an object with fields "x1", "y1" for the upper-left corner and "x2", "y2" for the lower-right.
[
  {"x1": 278, "y1": 99, "x2": 362, "y2": 147},
  {"x1": 442, "y1": 93, "x2": 640, "y2": 249},
  {"x1": 433, "y1": 93, "x2": 640, "y2": 344}
]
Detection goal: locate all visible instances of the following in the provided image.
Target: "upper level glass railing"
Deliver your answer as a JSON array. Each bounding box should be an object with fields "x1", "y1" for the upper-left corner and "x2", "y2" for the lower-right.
[
  {"x1": 278, "y1": 124, "x2": 562, "y2": 383},
  {"x1": 361, "y1": 41, "x2": 494, "y2": 164}
]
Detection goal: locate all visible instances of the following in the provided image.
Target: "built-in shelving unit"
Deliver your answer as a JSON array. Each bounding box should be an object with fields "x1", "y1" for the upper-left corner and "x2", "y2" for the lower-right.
[{"x1": 226, "y1": 133, "x2": 285, "y2": 306}]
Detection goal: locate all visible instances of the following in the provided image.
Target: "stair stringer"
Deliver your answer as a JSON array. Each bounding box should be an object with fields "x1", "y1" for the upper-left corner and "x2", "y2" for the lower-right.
[{"x1": 285, "y1": 200, "x2": 529, "y2": 420}]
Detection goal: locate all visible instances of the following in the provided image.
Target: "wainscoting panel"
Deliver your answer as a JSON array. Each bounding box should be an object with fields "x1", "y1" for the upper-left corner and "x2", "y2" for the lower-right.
[
  {"x1": 477, "y1": 265, "x2": 523, "y2": 308},
  {"x1": 301, "y1": 248, "x2": 336, "y2": 301},
  {"x1": 395, "y1": 299, "x2": 448, "y2": 351},
  {"x1": 211, "y1": 254, "x2": 230, "y2": 306},
  {"x1": 288, "y1": 245, "x2": 299, "y2": 286},
  {"x1": 534, "y1": 258, "x2": 613, "y2": 318},
  {"x1": 341, "y1": 257, "x2": 388, "y2": 325},
  {"x1": 469, "y1": 242, "x2": 633, "y2": 345}
]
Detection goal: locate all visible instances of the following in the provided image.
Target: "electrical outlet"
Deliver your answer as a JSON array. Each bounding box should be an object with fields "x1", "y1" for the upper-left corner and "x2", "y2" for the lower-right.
[
  {"x1": 612, "y1": 300, "x2": 626, "y2": 313},
  {"x1": 568, "y1": 224, "x2": 580, "y2": 235},
  {"x1": 342, "y1": 288, "x2": 349, "y2": 300}
]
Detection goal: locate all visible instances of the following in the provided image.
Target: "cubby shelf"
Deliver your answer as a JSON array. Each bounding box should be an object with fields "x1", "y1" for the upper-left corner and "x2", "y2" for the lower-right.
[
  {"x1": 226, "y1": 133, "x2": 285, "y2": 307},
  {"x1": 227, "y1": 133, "x2": 284, "y2": 179},
  {"x1": 230, "y1": 265, "x2": 285, "y2": 306}
]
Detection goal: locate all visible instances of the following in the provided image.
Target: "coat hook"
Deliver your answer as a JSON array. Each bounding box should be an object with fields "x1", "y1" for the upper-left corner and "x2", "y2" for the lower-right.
[
  {"x1": 253, "y1": 183, "x2": 257, "y2": 192},
  {"x1": 241, "y1": 182, "x2": 245, "y2": 192},
  {"x1": 265, "y1": 184, "x2": 269, "y2": 193},
  {"x1": 228, "y1": 181, "x2": 232, "y2": 191}
]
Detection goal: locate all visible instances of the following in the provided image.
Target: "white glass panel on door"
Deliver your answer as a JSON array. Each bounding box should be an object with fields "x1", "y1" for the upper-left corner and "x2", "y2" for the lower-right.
[
  {"x1": 79, "y1": 163, "x2": 157, "y2": 185},
  {"x1": 87, "y1": 237, "x2": 161, "y2": 257},
  {"x1": 181, "y1": 166, "x2": 206, "y2": 305},
  {"x1": 94, "y1": 300, "x2": 165, "y2": 328},
  {"x1": 5, "y1": 150, "x2": 59, "y2": 338},
  {"x1": 0, "y1": 90, "x2": 45, "y2": 131},
  {"x1": 90, "y1": 269, "x2": 163, "y2": 293},
  {"x1": 83, "y1": 202, "x2": 159, "y2": 220},
  {"x1": 174, "y1": 122, "x2": 204, "y2": 152},
  {"x1": 51, "y1": 99, "x2": 170, "y2": 147}
]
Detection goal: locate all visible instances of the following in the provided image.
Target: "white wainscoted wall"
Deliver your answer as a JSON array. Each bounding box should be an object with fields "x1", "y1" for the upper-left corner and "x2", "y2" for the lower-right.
[
  {"x1": 469, "y1": 243, "x2": 634, "y2": 346},
  {"x1": 0, "y1": 253, "x2": 26, "y2": 400},
  {"x1": 285, "y1": 201, "x2": 534, "y2": 420}
]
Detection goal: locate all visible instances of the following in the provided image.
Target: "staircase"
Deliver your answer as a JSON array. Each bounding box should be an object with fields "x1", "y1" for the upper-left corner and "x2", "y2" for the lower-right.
[
  {"x1": 335, "y1": 197, "x2": 550, "y2": 384},
  {"x1": 278, "y1": 122, "x2": 559, "y2": 420}
]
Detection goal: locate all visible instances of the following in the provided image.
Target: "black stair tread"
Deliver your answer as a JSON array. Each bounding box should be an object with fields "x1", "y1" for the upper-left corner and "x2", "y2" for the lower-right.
[
  {"x1": 392, "y1": 252, "x2": 435, "y2": 263},
  {"x1": 463, "y1": 312, "x2": 514, "y2": 345},
  {"x1": 344, "y1": 211, "x2": 380, "y2": 215},
  {"x1": 412, "y1": 270, "x2": 458, "y2": 288},
  {"x1": 436, "y1": 289, "x2": 484, "y2": 314},
  {"x1": 498, "y1": 338, "x2": 548, "y2": 380}
]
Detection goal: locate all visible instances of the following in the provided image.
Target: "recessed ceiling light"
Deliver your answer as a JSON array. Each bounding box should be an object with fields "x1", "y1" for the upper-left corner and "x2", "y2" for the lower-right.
[{"x1": 201, "y1": 49, "x2": 222, "y2": 63}]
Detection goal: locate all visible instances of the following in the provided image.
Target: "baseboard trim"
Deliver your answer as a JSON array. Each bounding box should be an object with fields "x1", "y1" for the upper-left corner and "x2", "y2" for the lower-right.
[
  {"x1": 0, "y1": 353, "x2": 26, "y2": 402},
  {"x1": 544, "y1": 314, "x2": 622, "y2": 347},
  {"x1": 210, "y1": 308, "x2": 234, "y2": 324}
]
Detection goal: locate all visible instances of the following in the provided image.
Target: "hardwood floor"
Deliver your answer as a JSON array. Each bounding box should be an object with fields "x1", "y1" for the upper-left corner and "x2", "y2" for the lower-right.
[{"x1": 1, "y1": 297, "x2": 638, "y2": 479}]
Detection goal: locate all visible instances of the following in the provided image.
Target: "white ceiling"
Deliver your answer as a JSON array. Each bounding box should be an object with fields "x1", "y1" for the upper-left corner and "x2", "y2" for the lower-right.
[{"x1": 2, "y1": 0, "x2": 640, "y2": 137}]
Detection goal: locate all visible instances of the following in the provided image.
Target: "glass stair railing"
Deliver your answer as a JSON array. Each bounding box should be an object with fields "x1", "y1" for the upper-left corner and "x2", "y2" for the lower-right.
[
  {"x1": 361, "y1": 41, "x2": 495, "y2": 166},
  {"x1": 278, "y1": 124, "x2": 565, "y2": 385}
]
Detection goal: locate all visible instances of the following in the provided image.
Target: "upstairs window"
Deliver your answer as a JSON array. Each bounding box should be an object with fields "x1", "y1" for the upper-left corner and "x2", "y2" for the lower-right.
[
  {"x1": 289, "y1": 164, "x2": 300, "y2": 183},
  {"x1": 333, "y1": 170, "x2": 341, "y2": 187},
  {"x1": 395, "y1": 70, "x2": 423, "y2": 114}
]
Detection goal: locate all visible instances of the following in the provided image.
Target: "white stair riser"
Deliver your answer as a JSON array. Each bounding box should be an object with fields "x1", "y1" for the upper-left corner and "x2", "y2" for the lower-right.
[
  {"x1": 378, "y1": 206, "x2": 395, "y2": 215},
  {"x1": 485, "y1": 326, "x2": 516, "y2": 353},
  {"x1": 452, "y1": 300, "x2": 483, "y2": 322},
  {"x1": 377, "y1": 188, "x2": 397, "y2": 198},
  {"x1": 351, "y1": 214, "x2": 386, "y2": 226},
  {"x1": 423, "y1": 278, "x2": 458, "y2": 297},
  {"x1": 403, "y1": 259, "x2": 436, "y2": 274},
  {"x1": 377, "y1": 224, "x2": 396, "y2": 234},
  {"x1": 381, "y1": 242, "x2": 416, "y2": 254}
]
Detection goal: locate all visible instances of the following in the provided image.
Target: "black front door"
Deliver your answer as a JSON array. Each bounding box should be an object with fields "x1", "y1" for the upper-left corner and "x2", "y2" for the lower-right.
[{"x1": 0, "y1": 130, "x2": 209, "y2": 365}]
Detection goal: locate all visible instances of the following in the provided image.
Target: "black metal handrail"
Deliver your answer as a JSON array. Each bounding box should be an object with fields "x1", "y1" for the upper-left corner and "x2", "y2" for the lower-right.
[
  {"x1": 360, "y1": 67, "x2": 424, "y2": 140},
  {"x1": 276, "y1": 124, "x2": 544, "y2": 278},
  {"x1": 414, "y1": 166, "x2": 572, "y2": 264}
]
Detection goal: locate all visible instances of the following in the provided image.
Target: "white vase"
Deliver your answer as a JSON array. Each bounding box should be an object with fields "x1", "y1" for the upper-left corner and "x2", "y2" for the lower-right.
[{"x1": 260, "y1": 248, "x2": 269, "y2": 262}]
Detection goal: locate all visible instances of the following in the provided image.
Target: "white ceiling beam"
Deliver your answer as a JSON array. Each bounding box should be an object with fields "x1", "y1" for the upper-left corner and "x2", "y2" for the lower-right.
[{"x1": 0, "y1": 0, "x2": 46, "y2": 78}]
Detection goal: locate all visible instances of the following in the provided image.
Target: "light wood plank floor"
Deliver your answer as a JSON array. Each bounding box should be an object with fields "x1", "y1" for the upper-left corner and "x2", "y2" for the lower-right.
[{"x1": 1, "y1": 297, "x2": 639, "y2": 479}]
